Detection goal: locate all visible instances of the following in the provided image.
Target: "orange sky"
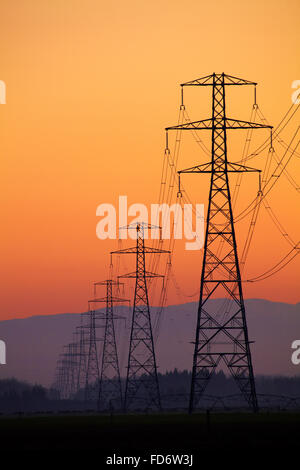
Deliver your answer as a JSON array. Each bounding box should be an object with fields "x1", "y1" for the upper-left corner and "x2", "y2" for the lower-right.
[{"x1": 0, "y1": 0, "x2": 299, "y2": 320}]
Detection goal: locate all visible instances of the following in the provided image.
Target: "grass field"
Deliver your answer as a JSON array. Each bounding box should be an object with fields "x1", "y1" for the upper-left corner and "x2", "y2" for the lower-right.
[{"x1": 0, "y1": 411, "x2": 299, "y2": 460}]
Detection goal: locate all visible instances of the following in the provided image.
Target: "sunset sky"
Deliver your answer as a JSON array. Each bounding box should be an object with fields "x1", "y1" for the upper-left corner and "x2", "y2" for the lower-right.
[{"x1": 0, "y1": 0, "x2": 299, "y2": 320}]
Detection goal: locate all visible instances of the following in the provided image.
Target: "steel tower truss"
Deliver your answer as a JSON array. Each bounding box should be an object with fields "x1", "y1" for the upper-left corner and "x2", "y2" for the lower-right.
[
  {"x1": 111, "y1": 223, "x2": 169, "y2": 411},
  {"x1": 166, "y1": 73, "x2": 272, "y2": 413},
  {"x1": 93, "y1": 279, "x2": 128, "y2": 410},
  {"x1": 84, "y1": 304, "x2": 103, "y2": 402},
  {"x1": 75, "y1": 322, "x2": 89, "y2": 394}
]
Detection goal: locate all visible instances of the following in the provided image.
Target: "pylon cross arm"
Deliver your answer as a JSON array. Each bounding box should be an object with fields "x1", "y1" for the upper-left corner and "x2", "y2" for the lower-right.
[
  {"x1": 225, "y1": 118, "x2": 272, "y2": 130},
  {"x1": 166, "y1": 118, "x2": 272, "y2": 132},
  {"x1": 178, "y1": 161, "x2": 261, "y2": 174},
  {"x1": 180, "y1": 73, "x2": 257, "y2": 87},
  {"x1": 112, "y1": 246, "x2": 170, "y2": 255},
  {"x1": 89, "y1": 296, "x2": 128, "y2": 303},
  {"x1": 118, "y1": 270, "x2": 164, "y2": 279}
]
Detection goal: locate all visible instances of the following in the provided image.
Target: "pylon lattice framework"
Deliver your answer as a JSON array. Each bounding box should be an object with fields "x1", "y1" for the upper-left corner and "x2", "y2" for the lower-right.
[
  {"x1": 76, "y1": 322, "x2": 89, "y2": 394},
  {"x1": 84, "y1": 280, "x2": 125, "y2": 404},
  {"x1": 94, "y1": 279, "x2": 128, "y2": 410},
  {"x1": 84, "y1": 306, "x2": 101, "y2": 401},
  {"x1": 112, "y1": 223, "x2": 169, "y2": 411},
  {"x1": 167, "y1": 73, "x2": 273, "y2": 413}
]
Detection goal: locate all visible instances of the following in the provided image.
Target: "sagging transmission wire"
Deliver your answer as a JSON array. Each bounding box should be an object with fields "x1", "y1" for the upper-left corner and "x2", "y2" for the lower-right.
[
  {"x1": 148, "y1": 105, "x2": 187, "y2": 341},
  {"x1": 235, "y1": 101, "x2": 300, "y2": 163},
  {"x1": 235, "y1": 127, "x2": 300, "y2": 223},
  {"x1": 150, "y1": 95, "x2": 300, "y2": 338},
  {"x1": 254, "y1": 106, "x2": 300, "y2": 194},
  {"x1": 246, "y1": 243, "x2": 300, "y2": 282}
]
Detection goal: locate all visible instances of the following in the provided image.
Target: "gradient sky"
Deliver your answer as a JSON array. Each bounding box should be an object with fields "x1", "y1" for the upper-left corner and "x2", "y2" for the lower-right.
[{"x1": 0, "y1": 0, "x2": 299, "y2": 320}]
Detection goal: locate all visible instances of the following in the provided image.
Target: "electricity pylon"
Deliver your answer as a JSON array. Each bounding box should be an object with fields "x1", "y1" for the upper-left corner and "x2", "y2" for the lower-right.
[
  {"x1": 56, "y1": 343, "x2": 77, "y2": 399},
  {"x1": 75, "y1": 321, "x2": 89, "y2": 395},
  {"x1": 93, "y1": 279, "x2": 128, "y2": 410},
  {"x1": 167, "y1": 73, "x2": 272, "y2": 413},
  {"x1": 111, "y1": 222, "x2": 169, "y2": 411},
  {"x1": 54, "y1": 355, "x2": 67, "y2": 399}
]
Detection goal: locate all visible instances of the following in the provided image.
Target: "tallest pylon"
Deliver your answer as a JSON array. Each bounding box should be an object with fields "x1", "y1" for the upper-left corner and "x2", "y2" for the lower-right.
[{"x1": 167, "y1": 73, "x2": 273, "y2": 412}]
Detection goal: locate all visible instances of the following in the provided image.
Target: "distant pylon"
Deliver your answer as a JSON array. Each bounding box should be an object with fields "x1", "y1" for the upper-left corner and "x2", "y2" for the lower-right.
[
  {"x1": 111, "y1": 222, "x2": 170, "y2": 411},
  {"x1": 167, "y1": 73, "x2": 273, "y2": 413},
  {"x1": 66, "y1": 342, "x2": 78, "y2": 398},
  {"x1": 84, "y1": 305, "x2": 102, "y2": 401},
  {"x1": 54, "y1": 355, "x2": 67, "y2": 399},
  {"x1": 75, "y1": 321, "x2": 88, "y2": 395},
  {"x1": 93, "y1": 279, "x2": 128, "y2": 410},
  {"x1": 57, "y1": 343, "x2": 77, "y2": 399}
]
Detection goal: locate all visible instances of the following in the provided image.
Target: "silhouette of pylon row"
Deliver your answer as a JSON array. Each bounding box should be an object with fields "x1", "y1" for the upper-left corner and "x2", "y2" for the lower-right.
[
  {"x1": 53, "y1": 280, "x2": 126, "y2": 409},
  {"x1": 53, "y1": 72, "x2": 266, "y2": 415},
  {"x1": 54, "y1": 224, "x2": 168, "y2": 411}
]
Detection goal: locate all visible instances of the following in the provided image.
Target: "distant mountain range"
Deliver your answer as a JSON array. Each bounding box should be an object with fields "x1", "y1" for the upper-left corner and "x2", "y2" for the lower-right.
[{"x1": 0, "y1": 299, "x2": 299, "y2": 387}]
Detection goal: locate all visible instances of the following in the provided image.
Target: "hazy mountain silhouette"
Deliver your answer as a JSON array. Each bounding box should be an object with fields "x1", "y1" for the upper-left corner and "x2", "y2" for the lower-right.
[{"x1": 0, "y1": 299, "x2": 299, "y2": 386}]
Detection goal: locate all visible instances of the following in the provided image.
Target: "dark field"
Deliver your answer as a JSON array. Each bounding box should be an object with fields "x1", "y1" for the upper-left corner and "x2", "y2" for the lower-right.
[{"x1": 0, "y1": 412, "x2": 299, "y2": 461}]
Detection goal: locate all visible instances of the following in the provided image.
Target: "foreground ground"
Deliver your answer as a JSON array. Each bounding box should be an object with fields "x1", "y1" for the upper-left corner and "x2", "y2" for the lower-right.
[{"x1": 0, "y1": 412, "x2": 299, "y2": 460}]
